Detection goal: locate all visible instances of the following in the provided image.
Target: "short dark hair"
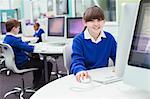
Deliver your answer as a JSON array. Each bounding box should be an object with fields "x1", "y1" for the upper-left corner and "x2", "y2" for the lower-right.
[
  {"x1": 83, "y1": 6, "x2": 105, "y2": 22},
  {"x1": 34, "y1": 23, "x2": 40, "y2": 27},
  {"x1": 6, "y1": 19, "x2": 20, "y2": 32}
]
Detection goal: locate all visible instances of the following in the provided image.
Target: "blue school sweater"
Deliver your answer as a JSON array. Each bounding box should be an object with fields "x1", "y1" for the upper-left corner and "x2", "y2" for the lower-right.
[
  {"x1": 71, "y1": 31, "x2": 117, "y2": 75},
  {"x1": 33, "y1": 28, "x2": 45, "y2": 42},
  {"x1": 3, "y1": 34, "x2": 34, "y2": 69}
]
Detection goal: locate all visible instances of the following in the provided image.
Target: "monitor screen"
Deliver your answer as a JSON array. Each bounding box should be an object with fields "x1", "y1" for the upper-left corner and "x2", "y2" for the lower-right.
[
  {"x1": 18, "y1": 22, "x2": 22, "y2": 34},
  {"x1": 1, "y1": 22, "x2": 7, "y2": 34},
  {"x1": 48, "y1": 17, "x2": 65, "y2": 37},
  {"x1": 0, "y1": 22, "x2": 22, "y2": 34},
  {"x1": 67, "y1": 17, "x2": 85, "y2": 38},
  {"x1": 128, "y1": 0, "x2": 150, "y2": 69}
]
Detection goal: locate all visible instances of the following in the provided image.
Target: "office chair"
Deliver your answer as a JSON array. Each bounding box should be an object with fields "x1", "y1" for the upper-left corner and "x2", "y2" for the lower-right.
[
  {"x1": 0, "y1": 43, "x2": 38, "y2": 99},
  {"x1": 108, "y1": 58, "x2": 114, "y2": 67},
  {"x1": 63, "y1": 43, "x2": 72, "y2": 75},
  {"x1": 62, "y1": 43, "x2": 113, "y2": 75},
  {"x1": 0, "y1": 47, "x2": 11, "y2": 76},
  {"x1": 0, "y1": 57, "x2": 11, "y2": 75}
]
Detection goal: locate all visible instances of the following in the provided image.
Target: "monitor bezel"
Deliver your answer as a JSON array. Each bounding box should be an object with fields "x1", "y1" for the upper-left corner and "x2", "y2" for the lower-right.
[
  {"x1": 47, "y1": 17, "x2": 65, "y2": 37},
  {"x1": 18, "y1": 22, "x2": 22, "y2": 34},
  {"x1": 128, "y1": 0, "x2": 150, "y2": 69},
  {"x1": 1, "y1": 22, "x2": 7, "y2": 35}
]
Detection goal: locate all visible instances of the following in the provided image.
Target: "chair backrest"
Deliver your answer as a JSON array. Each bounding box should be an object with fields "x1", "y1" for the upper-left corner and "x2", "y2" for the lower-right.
[
  {"x1": 108, "y1": 58, "x2": 114, "y2": 67},
  {"x1": 41, "y1": 33, "x2": 46, "y2": 42},
  {"x1": 0, "y1": 43, "x2": 19, "y2": 73},
  {"x1": 63, "y1": 42, "x2": 72, "y2": 75}
]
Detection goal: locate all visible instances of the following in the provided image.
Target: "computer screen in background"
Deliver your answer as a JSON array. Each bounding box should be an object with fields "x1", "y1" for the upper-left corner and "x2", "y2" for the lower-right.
[
  {"x1": 67, "y1": 17, "x2": 85, "y2": 38},
  {"x1": 48, "y1": 17, "x2": 65, "y2": 37},
  {"x1": 0, "y1": 22, "x2": 22, "y2": 35},
  {"x1": 18, "y1": 22, "x2": 22, "y2": 34},
  {"x1": 124, "y1": 0, "x2": 150, "y2": 92},
  {"x1": 46, "y1": 17, "x2": 66, "y2": 44},
  {"x1": 1, "y1": 22, "x2": 7, "y2": 35}
]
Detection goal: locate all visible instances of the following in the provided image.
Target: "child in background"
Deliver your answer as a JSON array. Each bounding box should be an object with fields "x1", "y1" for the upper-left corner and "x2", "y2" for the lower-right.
[
  {"x1": 3, "y1": 19, "x2": 52, "y2": 90},
  {"x1": 33, "y1": 22, "x2": 45, "y2": 43}
]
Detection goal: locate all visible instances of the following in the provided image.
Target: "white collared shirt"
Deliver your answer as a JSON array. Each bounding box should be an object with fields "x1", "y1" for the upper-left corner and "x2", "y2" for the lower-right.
[
  {"x1": 6, "y1": 32, "x2": 19, "y2": 38},
  {"x1": 35, "y1": 28, "x2": 40, "y2": 34},
  {"x1": 84, "y1": 28, "x2": 106, "y2": 44}
]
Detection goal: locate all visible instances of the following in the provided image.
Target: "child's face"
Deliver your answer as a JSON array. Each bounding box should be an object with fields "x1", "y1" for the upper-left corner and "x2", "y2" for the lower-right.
[
  {"x1": 34, "y1": 25, "x2": 39, "y2": 31},
  {"x1": 12, "y1": 26, "x2": 20, "y2": 35},
  {"x1": 84, "y1": 19, "x2": 105, "y2": 34}
]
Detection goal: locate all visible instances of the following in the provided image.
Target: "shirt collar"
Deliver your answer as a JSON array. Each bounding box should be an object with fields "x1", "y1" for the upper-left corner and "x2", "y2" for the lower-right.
[
  {"x1": 6, "y1": 32, "x2": 19, "y2": 37},
  {"x1": 84, "y1": 28, "x2": 106, "y2": 43},
  {"x1": 35, "y1": 28, "x2": 40, "y2": 33}
]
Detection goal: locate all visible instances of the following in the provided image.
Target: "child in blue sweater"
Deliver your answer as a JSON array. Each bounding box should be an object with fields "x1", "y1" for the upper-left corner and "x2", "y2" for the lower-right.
[
  {"x1": 70, "y1": 6, "x2": 117, "y2": 82},
  {"x1": 3, "y1": 19, "x2": 52, "y2": 89},
  {"x1": 33, "y1": 22, "x2": 45, "y2": 43}
]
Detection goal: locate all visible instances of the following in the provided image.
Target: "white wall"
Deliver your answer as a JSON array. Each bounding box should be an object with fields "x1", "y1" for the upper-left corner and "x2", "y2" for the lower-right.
[
  {"x1": 0, "y1": 0, "x2": 10, "y2": 9},
  {"x1": 104, "y1": 23, "x2": 118, "y2": 41},
  {"x1": 22, "y1": 0, "x2": 33, "y2": 20}
]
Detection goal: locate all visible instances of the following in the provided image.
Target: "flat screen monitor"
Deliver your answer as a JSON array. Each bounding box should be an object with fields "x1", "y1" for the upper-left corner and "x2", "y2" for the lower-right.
[
  {"x1": 18, "y1": 22, "x2": 22, "y2": 34},
  {"x1": 1, "y1": 22, "x2": 7, "y2": 35},
  {"x1": 124, "y1": 0, "x2": 150, "y2": 92},
  {"x1": 115, "y1": 3, "x2": 138, "y2": 77},
  {"x1": 67, "y1": 17, "x2": 85, "y2": 38},
  {"x1": 0, "y1": 22, "x2": 22, "y2": 35},
  {"x1": 48, "y1": 17, "x2": 65, "y2": 37}
]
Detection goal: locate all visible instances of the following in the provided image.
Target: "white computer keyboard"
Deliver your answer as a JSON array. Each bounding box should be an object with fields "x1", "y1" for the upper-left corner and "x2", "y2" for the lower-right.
[
  {"x1": 92, "y1": 75, "x2": 122, "y2": 84},
  {"x1": 89, "y1": 67, "x2": 122, "y2": 85}
]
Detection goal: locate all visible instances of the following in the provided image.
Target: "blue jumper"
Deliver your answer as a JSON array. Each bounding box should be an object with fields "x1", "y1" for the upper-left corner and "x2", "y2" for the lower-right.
[
  {"x1": 3, "y1": 35, "x2": 34, "y2": 69},
  {"x1": 33, "y1": 28, "x2": 45, "y2": 42},
  {"x1": 71, "y1": 31, "x2": 117, "y2": 75}
]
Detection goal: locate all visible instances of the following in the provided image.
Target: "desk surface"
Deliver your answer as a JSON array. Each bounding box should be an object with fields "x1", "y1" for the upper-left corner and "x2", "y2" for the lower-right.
[
  {"x1": 0, "y1": 34, "x2": 38, "y2": 43},
  {"x1": 21, "y1": 36, "x2": 38, "y2": 43},
  {"x1": 30, "y1": 67, "x2": 150, "y2": 99},
  {"x1": 32, "y1": 42, "x2": 65, "y2": 54}
]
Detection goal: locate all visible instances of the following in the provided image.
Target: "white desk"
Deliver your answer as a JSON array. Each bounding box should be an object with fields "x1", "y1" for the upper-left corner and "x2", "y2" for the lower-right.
[
  {"x1": 21, "y1": 36, "x2": 38, "y2": 43},
  {"x1": 0, "y1": 34, "x2": 38, "y2": 43},
  {"x1": 33, "y1": 42, "x2": 65, "y2": 54},
  {"x1": 32, "y1": 42, "x2": 66, "y2": 83},
  {"x1": 30, "y1": 67, "x2": 150, "y2": 99}
]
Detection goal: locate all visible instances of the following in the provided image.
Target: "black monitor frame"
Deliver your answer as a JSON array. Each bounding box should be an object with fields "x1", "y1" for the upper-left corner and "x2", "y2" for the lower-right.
[
  {"x1": 128, "y1": 0, "x2": 150, "y2": 69},
  {"x1": 18, "y1": 22, "x2": 22, "y2": 34},
  {"x1": 66, "y1": 17, "x2": 85, "y2": 38},
  {"x1": 47, "y1": 17, "x2": 65, "y2": 37},
  {"x1": 1, "y1": 22, "x2": 7, "y2": 35}
]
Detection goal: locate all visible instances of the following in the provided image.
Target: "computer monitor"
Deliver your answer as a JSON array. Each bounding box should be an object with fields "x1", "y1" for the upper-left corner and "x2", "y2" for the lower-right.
[
  {"x1": 48, "y1": 17, "x2": 65, "y2": 37},
  {"x1": 1, "y1": 22, "x2": 7, "y2": 35},
  {"x1": 0, "y1": 22, "x2": 22, "y2": 35},
  {"x1": 115, "y1": 3, "x2": 139, "y2": 77},
  {"x1": 124, "y1": 0, "x2": 150, "y2": 92},
  {"x1": 67, "y1": 17, "x2": 85, "y2": 38},
  {"x1": 18, "y1": 22, "x2": 22, "y2": 34}
]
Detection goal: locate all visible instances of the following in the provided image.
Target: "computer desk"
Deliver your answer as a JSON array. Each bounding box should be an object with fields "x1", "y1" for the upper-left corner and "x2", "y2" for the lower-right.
[
  {"x1": 21, "y1": 36, "x2": 38, "y2": 43},
  {"x1": 30, "y1": 67, "x2": 150, "y2": 99},
  {"x1": 0, "y1": 34, "x2": 38, "y2": 43},
  {"x1": 31, "y1": 42, "x2": 66, "y2": 83}
]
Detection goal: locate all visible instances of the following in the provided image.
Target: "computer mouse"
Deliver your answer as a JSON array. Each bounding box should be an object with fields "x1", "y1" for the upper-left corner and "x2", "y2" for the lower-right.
[
  {"x1": 70, "y1": 77, "x2": 93, "y2": 92},
  {"x1": 80, "y1": 77, "x2": 91, "y2": 84}
]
